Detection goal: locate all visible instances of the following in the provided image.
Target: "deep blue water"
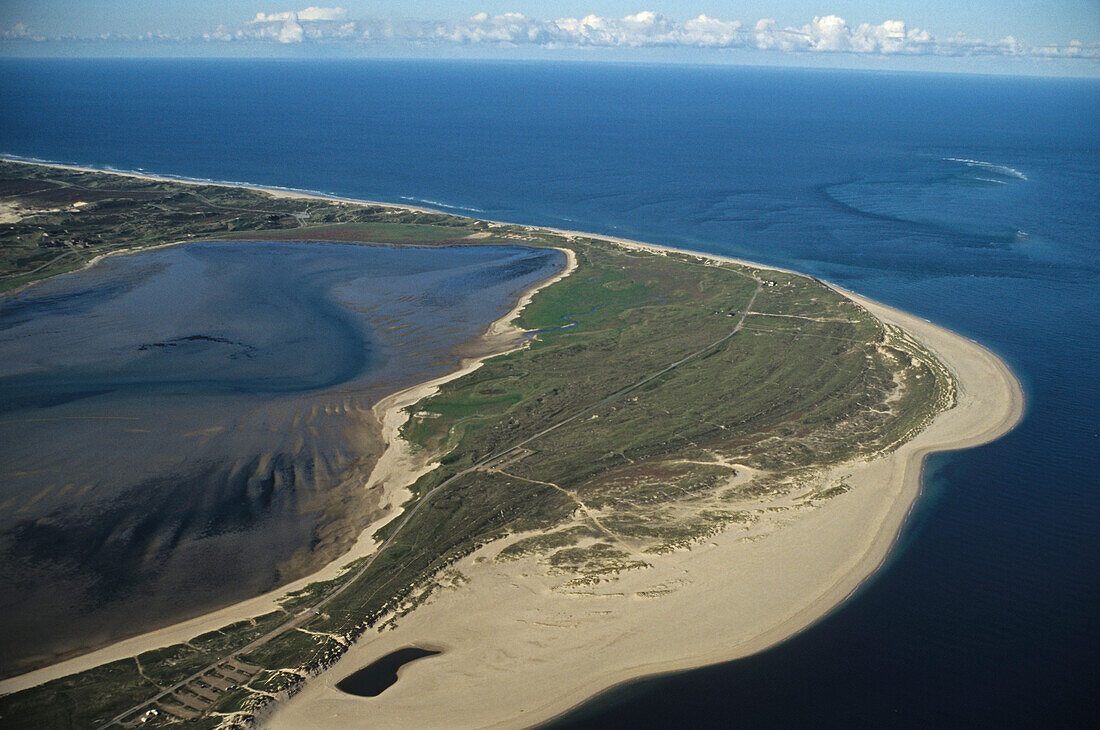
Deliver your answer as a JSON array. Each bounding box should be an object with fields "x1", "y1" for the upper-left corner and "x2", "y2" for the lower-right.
[{"x1": 1, "y1": 60, "x2": 1097, "y2": 725}]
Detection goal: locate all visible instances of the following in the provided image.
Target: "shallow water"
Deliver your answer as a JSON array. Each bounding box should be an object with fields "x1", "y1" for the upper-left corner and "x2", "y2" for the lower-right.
[
  {"x1": 0, "y1": 60, "x2": 1096, "y2": 723},
  {"x1": 0, "y1": 240, "x2": 563, "y2": 675}
]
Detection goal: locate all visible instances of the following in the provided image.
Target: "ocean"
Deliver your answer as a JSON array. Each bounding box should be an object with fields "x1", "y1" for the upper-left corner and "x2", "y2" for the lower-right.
[{"x1": 1, "y1": 59, "x2": 1097, "y2": 726}]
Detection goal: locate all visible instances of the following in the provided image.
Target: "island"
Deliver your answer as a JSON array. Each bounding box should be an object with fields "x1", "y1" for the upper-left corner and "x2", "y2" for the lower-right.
[{"x1": 0, "y1": 160, "x2": 1022, "y2": 729}]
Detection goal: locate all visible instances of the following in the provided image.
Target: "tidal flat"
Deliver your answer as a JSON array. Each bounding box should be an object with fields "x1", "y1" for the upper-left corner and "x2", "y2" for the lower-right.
[{"x1": 0, "y1": 240, "x2": 564, "y2": 676}]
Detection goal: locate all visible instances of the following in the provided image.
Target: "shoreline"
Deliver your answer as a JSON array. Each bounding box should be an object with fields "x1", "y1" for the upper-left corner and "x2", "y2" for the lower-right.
[
  {"x1": 0, "y1": 156, "x2": 843, "y2": 281},
  {"x1": 0, "y1": 160, "x2": 1023, "y2": 724},
  {"x1": 267, "y1": 277, "x2": 1023, "y2": 730},
  {"x1": 0, "y1": 245, "x2": 576, "y2": 694},
  {"x1": 0, "y1": 156, "x2": 449, "y2": 215},
  {"x1": 529, "y1": 287, "x2": 1025, "y2": 729},
  {"x1": 0, "y1": 170, "x2": 577, "y2": 692}
]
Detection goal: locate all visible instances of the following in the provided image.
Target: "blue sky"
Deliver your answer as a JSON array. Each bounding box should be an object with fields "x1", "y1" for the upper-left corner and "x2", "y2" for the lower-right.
[{"x1": 2, "y1": 1, "x2": 1098, "y2": 75}]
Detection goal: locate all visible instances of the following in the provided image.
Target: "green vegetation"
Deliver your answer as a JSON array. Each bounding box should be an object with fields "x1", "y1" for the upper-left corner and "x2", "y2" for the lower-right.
[
  {"x1": 0, "y1": 609, "x2": 295, "y2": 729},
  {"x1": 497, "y1": 524, "x2": 603, "y2": 560},
  {"x1": 0, "y1": 160, "x2": 499, "y2": 293},
  {"x1": 135, "y1": 646, "x2": 214, "y2": 690},
  {"x1": 545, "y1": 542, "x2": 650, "y2": 586},
  {"x1": 188, "y1": 611, "x2": 287, "y2": 656},
  {"x1": 813, "y1": 483, "x2": 853, "y2": 500},
  {"x1": 239, "y1": 630, "x2": 340, "y2": 670},
  {"x1": 0, "y1": 659, "x2": 156, "y2": 730},
  {"x1": 245, "y1": 670, "x2": 299, "y2": 695},
  {"x1": 0, "y1": 162, "x2": 953, "y2": 728}
]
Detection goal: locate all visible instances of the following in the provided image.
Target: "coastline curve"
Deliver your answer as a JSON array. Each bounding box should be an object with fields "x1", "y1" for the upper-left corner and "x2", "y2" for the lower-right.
[
  {"x1": 264, "y1": 254, "x2": 1023, "y2": 730},
  {"x1": 0, "y1": 161, "x2": 1023, "y2": 730}
]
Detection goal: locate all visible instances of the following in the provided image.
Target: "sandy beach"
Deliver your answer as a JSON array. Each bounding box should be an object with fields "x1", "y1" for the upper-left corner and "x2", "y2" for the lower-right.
[
  {"x1": 264, "y1": 268, "x2": 1022, "y2": 730},
  {"x1": 0, "y1": 162, "x2": 1022, "y2": 729},
  {"x1": 0, "y1": 157, "x2": 447, "y2": 215}
]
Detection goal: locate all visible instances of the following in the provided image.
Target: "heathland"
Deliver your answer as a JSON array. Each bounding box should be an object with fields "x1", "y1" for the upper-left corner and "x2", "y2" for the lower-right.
[{"x1": 0, "y1": 161, "x2": 1019, "y2": 729}]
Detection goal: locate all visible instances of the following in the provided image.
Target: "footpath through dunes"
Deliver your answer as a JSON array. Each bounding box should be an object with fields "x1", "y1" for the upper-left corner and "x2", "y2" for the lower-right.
[{"x1": 0, "y1": 163, "x2": 1020, "y2": 730}]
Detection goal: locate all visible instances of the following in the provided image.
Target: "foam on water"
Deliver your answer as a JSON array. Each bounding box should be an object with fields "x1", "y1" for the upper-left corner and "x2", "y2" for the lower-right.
[
  {"x1": 400, "y1": 195, "x2": 486, "y2": 213},
  {"x1": 944, "y1": 156, "x2": 1029, "y2": 180}
]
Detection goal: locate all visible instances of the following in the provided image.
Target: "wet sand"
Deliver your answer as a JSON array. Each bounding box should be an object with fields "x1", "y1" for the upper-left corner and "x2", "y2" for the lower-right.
[
  {"x1": 0, "y1": 238, "x2": 566, "y2": 680},
  {"x1": 0, "y1": 240, "x2": 576, "y2": 694}
]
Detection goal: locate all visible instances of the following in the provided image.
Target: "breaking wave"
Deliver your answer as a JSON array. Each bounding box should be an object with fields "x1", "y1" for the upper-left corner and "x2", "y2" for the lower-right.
[
  {"x1": 944, "y1": 157, "x2": 1028, "y2": 181},
  {"x1": 400, "y1": 195, "x2": 486, "y2": 213}
]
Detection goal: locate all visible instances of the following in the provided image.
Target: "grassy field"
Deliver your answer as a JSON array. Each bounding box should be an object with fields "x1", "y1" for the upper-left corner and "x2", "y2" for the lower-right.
[
  {"x1": 0, "y1": 163, "x2": 953, "y2": 728},
  {"x1": 0, "y1": 160, "x2": 497, "y2": 293}
]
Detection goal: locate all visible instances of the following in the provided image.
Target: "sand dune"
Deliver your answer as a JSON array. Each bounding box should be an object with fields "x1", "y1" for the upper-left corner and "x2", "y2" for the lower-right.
[{"x1": 265, "y1": 241, "x2": 1022, "y2": 730}]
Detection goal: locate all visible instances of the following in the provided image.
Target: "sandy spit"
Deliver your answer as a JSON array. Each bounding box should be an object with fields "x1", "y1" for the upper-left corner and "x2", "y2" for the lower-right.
[
  {"x1": 264, "y1": 255, "x2": 1023, "y2": 729},
  {"x1": 264, "y1": 270, "x2": 1020, "y2": 725},
  {"x1": 1, "y1": 163, "x2": 1022, "y2": 727}
]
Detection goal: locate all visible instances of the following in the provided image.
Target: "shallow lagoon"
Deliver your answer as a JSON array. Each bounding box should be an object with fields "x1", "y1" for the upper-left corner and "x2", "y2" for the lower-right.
[{"x1": 0, "y1": 240, "x2": 563, "y2": 675}]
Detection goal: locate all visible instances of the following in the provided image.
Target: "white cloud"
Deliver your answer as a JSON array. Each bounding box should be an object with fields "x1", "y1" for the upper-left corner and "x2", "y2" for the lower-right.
[
  {"x1": 297, "y1": 7, "x2": 348, "y2": 22},
  {"x1": 278, "y1": 19, "x2": 304, "y2": 43},
  {"x1": 802, "y1": 14, "x2": 850, "y2": 52},
  {"x1": 681, "y1": 15, "x2": 743, "y2": 47},
  {"x1": 744, "y1": 15, "x2": 935, "y2": 54},
  {"x1": 7, "y1": 6, "x2": 1092, "y2": 62},
  {"x1": 751, "y1": 19, "x2": 785, "y2": 51},
  {"x1": 203, "y1": 24, "x2": 234, "y2": 42},
  {"x1": 252, "y1": 11, "x2": 294, "y2": 23},
  {"x1": 454, "y1": 11, "x2": 1089, "y2": 59},
  {"x1": 252, "y1": 7, "x2": 347, "y2": 24},
  {"x1": 1, "y1": 22, "x2": 37, "y2": 40},
  {"x1": 241, "y1": 6, "x2": 349, "y2": 43},
  {"x1": 445, "y1": 12, "x2": 559, "y2": 45},
  {"x1": 553, "y1": 12, "x2": 668, "y2": 46}
]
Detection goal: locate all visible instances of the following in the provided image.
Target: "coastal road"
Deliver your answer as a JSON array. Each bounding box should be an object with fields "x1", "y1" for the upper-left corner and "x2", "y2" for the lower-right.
[{"x1": 98, "y1": 270, "x2": 761, "y2": 729}]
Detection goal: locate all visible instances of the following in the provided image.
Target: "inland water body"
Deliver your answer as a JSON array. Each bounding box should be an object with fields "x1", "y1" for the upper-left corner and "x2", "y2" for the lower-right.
[
  {"x1": 0, "y1": 240, "x2": 563, "y2": 675},
  {"x1": 1, "y1": 60, "x2": 1097, "y2": 725}
]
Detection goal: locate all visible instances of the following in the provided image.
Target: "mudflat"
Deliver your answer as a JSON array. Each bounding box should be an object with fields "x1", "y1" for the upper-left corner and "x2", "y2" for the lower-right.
[{"x1": 0, "y1": 238, "x2": 565, "y2": 677}]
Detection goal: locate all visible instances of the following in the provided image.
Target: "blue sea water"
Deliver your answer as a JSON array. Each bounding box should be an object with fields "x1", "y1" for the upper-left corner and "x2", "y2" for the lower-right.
[{"x1": 1, "y1": 60, "x2": 1097, "y2": 725}]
